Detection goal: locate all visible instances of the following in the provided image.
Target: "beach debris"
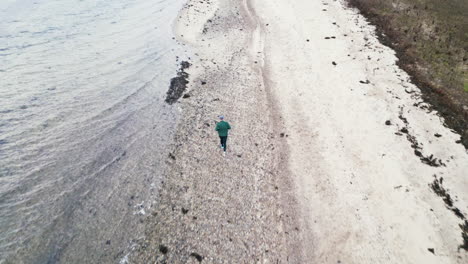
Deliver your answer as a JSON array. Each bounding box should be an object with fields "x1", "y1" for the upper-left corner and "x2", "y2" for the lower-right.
[
  {"x1": 429, "y1": 175, "x2": 468, "y2": 251},
  {"x1": 165, "y1": 61, "x2": 191, "y2": 104},
  {"x1": 398, "y1": 108, "x2": 445, "y2": 167},
  {"x1": 460, "y1": 221, "x2": 468, "y2": 251},
  {"x1": 190, "y1": 252, "x2": 203, "y2": 262},
  {"x1": 169, "y1": 153, "x2": 176, "y2": 160},
  {"x1": 159, "y1": 245, "x2": 168, "y2": 254}
]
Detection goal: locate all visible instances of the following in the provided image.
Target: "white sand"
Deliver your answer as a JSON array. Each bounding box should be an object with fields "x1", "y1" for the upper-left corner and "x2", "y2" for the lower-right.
[
  {"x1": 148, "y1": 0, "x2": 468, "y2": 263},
  {"x1": 251, "y1": 0, "x2": 468, "y2": 263}
]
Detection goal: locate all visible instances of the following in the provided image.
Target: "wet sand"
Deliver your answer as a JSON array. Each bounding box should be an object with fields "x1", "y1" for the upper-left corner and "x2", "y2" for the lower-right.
[{"x1": 126, "y1": 0, "x2": 468, "y2": 263}]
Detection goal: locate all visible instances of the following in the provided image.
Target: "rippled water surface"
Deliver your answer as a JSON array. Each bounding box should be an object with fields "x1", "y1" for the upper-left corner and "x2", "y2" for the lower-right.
[{"x1": 0, "y1": 0, "x2": 187, "y2": 262}]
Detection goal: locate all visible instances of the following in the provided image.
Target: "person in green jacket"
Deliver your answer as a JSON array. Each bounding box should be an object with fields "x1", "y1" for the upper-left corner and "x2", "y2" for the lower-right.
[{"x1": 215, "y1": 115, "x2": 231, "y2": 153}]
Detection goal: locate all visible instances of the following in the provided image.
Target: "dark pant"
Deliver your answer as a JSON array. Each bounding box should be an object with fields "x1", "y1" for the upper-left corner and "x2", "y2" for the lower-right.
[{"x1": 219, "y1": 136, "x2": 227, "y2": 151}]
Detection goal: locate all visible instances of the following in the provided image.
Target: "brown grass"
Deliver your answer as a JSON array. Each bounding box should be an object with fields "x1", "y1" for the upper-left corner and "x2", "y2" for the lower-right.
[{"x1": 346, "y1": 0, "x2": 468, "y2": 149}]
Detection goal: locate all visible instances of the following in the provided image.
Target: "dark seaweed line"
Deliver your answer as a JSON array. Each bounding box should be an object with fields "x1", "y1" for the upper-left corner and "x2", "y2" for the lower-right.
[
  {"x1": 429, "y1": 175, "x2": 468, "y2": 251},
  {"x1": 397, "y1": 107, "x2": 445, "y2": 167}
]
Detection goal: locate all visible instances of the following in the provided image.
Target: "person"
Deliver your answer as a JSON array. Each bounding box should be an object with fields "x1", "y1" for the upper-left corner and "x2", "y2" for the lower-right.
[{"x1": 215, "y1": 115, "x2": 231, "y2": 154}]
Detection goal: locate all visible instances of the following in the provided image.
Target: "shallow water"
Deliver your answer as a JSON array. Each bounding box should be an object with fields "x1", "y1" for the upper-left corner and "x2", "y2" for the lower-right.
[{"x1": 0, "y1": 0, "x2": 187, "y2": 262}]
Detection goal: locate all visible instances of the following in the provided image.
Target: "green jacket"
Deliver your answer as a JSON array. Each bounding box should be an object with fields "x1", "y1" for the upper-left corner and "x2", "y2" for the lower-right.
[{"x1": 215, "y1": 121, "x2": 231, "y2": 137}]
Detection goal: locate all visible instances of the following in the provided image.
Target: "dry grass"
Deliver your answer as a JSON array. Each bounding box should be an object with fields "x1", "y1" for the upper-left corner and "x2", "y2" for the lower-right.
[{"x1": 347, "y1": 0, "x2": 468, "y2": 148}]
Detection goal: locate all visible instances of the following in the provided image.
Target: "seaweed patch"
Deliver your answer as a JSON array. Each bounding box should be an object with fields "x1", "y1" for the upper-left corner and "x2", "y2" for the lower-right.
[
  {"x1": 165, "y1": 61, "x2": 191, "y2": 104},
  {"x1": 429, "y1": 175, "x2": 467, "y2": 251},
  {"x1": 398, "y1": 107, "x2": 445, "y2": 167}
]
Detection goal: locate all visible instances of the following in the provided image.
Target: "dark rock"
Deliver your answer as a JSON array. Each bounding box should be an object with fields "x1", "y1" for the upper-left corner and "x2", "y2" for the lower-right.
[
  {"x1": 427, "y1": 248, "x2": 435, "y2": 254},
  {"x1": 190, "y1": 252, "x2": 203, "y2": 262},
  {"x1": 359, "y1": 80, "x2": 370, "y2": 84},
  {"x1": 181, "y1": 208, "x2": 189, "y2": 214},
  {"x1": 385, "y1": 120, "x2": 391, "y2": 125},
  {"x1": 159, "y1": 245, "x2": 168, "y2": 254},
  {"x1": 400, "y1": 127, "x2": 409, "y2": 133},
  {"x1": 201, "y1": 81, "x2": 206, "y2": 85},
  {"x1": 434, "y1": 133, "x2": 442, "y2": 138},
  {"x1": 106, "y1": 240, "x2": 111, "y2": 245},
  {"x1": 182, "y1": 93, "x2": 190, "y2": 98},
  {"x1": 332, "y1": 61, "x2": 337, "y2": 66}
]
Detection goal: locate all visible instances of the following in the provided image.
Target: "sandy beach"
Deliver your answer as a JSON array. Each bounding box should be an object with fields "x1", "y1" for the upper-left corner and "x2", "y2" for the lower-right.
[{"x1": 125, "y1": 0, "x2": 468, "y2": 263}]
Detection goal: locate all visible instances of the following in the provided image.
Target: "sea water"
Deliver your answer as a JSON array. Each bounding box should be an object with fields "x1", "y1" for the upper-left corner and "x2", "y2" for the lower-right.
[{"x1": 0, "y1": 0, "x2": 187, "y2": 262}]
